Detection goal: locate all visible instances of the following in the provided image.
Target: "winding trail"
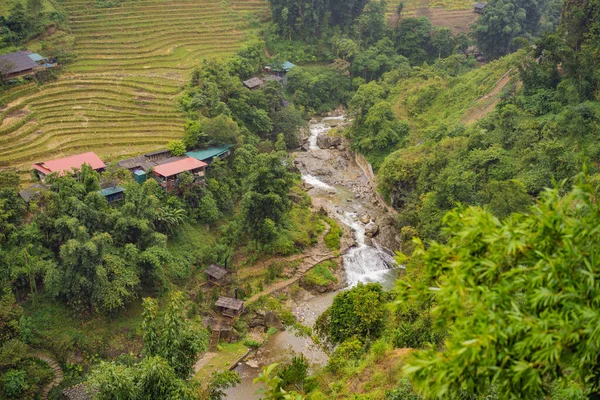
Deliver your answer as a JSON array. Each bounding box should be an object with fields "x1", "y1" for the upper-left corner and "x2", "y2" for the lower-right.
[
  {"x1": 34, "y1": 352, "x2": 63, "y2": 400},
  {"x1": 245, "y1": 220, "x2": 336, "y2": 304}
]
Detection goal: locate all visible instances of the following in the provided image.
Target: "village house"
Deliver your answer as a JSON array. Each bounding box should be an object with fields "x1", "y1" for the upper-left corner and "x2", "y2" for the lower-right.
[
  {"x1": 152, "y1": 157, "x2": 207, "y2": 192},
  {"x1": 0, "y1": 51, "x2": 51, "y2": 80},
  {"x1": 265, "y1": 61, "x2": 296, "y2": 85},
  {"x1": 32, "y1": 152, "x2": 106, "y2": 182}
]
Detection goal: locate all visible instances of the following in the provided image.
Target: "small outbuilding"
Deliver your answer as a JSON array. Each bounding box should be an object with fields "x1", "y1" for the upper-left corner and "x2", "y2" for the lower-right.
[
  {"x1": 186, "y1": 144, "x2": 233, "y2": 164},
  {"x1": 18, "y1": 183, "x2": 48, "y2": 203},
  {"x1": 242, "y1": 77, "x2": 264, "y2": 90},
  {"x1": 98, "y1": 186, "x2": 125, "y2": 203},
  {"x1": 204, "y1": 264, "x2": 229, "y2": 284},
  {"x1": 215, "y1": 297, "x2": 245, "y2": 317},
  {"x1": 474, "y1": 2, "x2": 487, "y2": 13}
]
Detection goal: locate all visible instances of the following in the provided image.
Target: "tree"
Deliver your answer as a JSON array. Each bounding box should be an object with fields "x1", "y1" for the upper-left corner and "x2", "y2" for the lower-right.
[
  {"x1": 317, "y1": 283, "x2": 387, "y2": 344},
  {"x1": 402, "y1": 175, "x2": 600, "y2": 398},
  {"x1": 202, "y1": 115, "x2": 242, "y2": 145},
  {"x1": 241, "y1": 153, "x2": 295, "y2": 243},
  {"x1": 472, "y1": 0, "x2": 541, "y2": 59},
  {"x1": 205, "y1": 371, "x2": 241, "y2": 400},
  {"x1": 167, "y1": 140, "x2": 187, "y2": 156},
  {"x1": 142, "y1": 292, "x2": 208, "y2": 379}
]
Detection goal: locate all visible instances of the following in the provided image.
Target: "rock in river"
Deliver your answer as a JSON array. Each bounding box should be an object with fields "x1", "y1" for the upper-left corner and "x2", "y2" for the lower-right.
[
  {"x1": 365, "y1": 222, "x2": 379, "y2": 237},
  {"x1": 359, "y1": 213, "x2": 371, "y2": 224},
  {"x1": 317, "y1": 132, "x2": 329, "y2": 149}
]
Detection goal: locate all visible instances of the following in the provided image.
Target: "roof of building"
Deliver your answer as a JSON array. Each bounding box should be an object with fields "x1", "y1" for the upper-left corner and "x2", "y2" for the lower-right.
[
  {"x1": 118, "y1": 155, "x2": 151, "y2": 171},
  {"x1": 0, "y1": 51, "x2": 38, "y2": 75},
  {"x1": 27, "y1": 53, "x2": 44, "y2": 62},
  {"x1": 18, "y1": 183, "x2": 48, "y2": 203},
  {"x1": 145, "y1": 149, "x2": 172, "y2": 158},
  {"x1": 32, "y1": 152, "x2": 106, "y2": 175},
  {"x1": 98, "y1": 186, "x2": 125, "y2": 197},
  {"x1": 281, "y1": 61, "x2": 296, "y2": 71},
  {"x1": 186, "y1": 144, "x2": 233, "y2": 162},
  {"x1": 153, "y1": 157, "x2": 207, "y2": 178},
  {"x1": 243, "y1": 77, "x2": 264, "y2": 89},
  {"x1": 474, "y1": 2, "x2": 487, "y2": 8},
  {"x1": 204, "y1": 264, "x2": 228, "y2": 280},
  {"x1": 215, "y1": 297, "x2": 244, "y2": 311}
]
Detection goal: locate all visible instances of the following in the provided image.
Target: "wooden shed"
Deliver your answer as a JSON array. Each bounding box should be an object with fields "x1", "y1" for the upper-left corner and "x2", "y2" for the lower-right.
[
  {"x1": 243, "y1": 77, "x2": 264, "y2": 90},
  {"x1": 204, "y1": 264, "x2": 228, "y2": 284},
  {"x1": 474, "y1": 2, "x2": 487, "y2": 13},
  {"x1": 215, "y1": 297, "x2": 244, "y2": 317}
]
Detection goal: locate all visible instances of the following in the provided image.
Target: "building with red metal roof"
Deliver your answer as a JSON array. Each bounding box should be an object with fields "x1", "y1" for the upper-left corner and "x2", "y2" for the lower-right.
[
  {"x1": 32, "y1": 152, "x2": 106, "y2": 181},
  {"x1": 152, "y1": 157, "x2": 207, "y2": 191}
]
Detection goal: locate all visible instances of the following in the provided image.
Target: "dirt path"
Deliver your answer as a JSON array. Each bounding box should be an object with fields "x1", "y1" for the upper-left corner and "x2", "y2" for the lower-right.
[
  {"x1": 245, "y1": 221, "x2": 336, "y2": 304},
  {"x1": 461, "y1": 69, "x2": 514, "y2": 125}
]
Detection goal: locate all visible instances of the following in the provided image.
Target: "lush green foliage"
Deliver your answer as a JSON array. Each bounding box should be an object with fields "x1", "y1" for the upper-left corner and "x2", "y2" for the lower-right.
[
  {"x1": 90, "y1": 292, "x2": 209, "y2": 398},
  {"x1": 317, "y1": 283, "x2": 387, "y2": 344},
  {"x1": 401, "y1": 177, "x2": 600, "y2": 398}
]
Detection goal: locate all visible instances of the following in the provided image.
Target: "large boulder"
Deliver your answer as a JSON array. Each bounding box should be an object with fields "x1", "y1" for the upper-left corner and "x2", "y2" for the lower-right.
[
  {"x1": 329, "y1": 135, "x2": 342, "y2": 147},
  {"x1": 359, "y1": 213, "x2": 371, "y2": 224},
  {"x1": 264, "y1": 311, "x2": 284, "y2": 331},
  {"x1": 365, "y1": 222, "x2": 379, "y2": 237},
  {"x1": 317, "y1": 132, "x2": 330, "y2": 149}
]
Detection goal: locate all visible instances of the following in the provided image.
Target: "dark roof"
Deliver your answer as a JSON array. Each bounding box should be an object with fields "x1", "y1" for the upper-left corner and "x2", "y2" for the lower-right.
[
  {"x1": 0, "y1": 51, "x2": 38, "y2": 76},
  {"x1": 98, "y1": 186, "x2": 125, "y2": 197},
  {"x1": 474, "y1": 2, "x2": 487, "y2": 8},
  {"x1": 18, "y1": 183, "x2": 48, "y2": 203},
  {"x1": 118, "y1": 155, "x2": 151, "y2": 171},
  {"x1": 144, "y1": 149, "x2": 172, "y2": 158},
  {"x1": 205, "y1": 264, "x2": 228, "y2": 280},
  {"x1": 215, "y1": 297, "x2": 244, "y2": 311},
  {"x1": 243, "y1": 77, "x2": 263, "y2": 89}
]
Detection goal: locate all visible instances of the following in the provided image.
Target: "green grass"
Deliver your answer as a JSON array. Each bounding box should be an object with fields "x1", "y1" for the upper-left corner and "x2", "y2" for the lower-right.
[
  {"x1": 22, "y1": 294, "x2": 144, "y2": 361},
  {"x1": 323, "y1": 217, "x2": 343, "y2": 251},
  {"x1": 193, "y1": 341, "x2": 249, "y2": 381},
  {"x1": 304, "y1": 260, "x2": 338, "y2": 288},
  {"x1": 0, "y1": 0, "x2": 56, "y2": 17}
]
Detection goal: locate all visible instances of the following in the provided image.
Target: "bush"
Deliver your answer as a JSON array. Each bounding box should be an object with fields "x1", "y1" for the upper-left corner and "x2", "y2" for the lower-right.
[
  {"x1": 167, "y1": 140, "x2": 187, "y2": 156},
  {"x1": 323, "y1": 217, "x2": 342, "y2": 251},
  {"x1": 243, "y1": 339, "x2": 261, "y2": 349},
  {"x1": 303, "y1": 262, "x2": 337, "y2": 288}
]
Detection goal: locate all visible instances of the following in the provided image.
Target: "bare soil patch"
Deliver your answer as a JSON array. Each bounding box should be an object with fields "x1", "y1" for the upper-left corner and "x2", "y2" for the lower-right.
[{"x1": 1, "y1": 109, "x2": 30, "y2": 129}]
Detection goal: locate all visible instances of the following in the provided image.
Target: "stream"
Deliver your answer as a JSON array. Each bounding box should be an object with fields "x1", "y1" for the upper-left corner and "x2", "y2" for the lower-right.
[{"x1": 224, "y1": 115, "x2": 400, "y2": 399}]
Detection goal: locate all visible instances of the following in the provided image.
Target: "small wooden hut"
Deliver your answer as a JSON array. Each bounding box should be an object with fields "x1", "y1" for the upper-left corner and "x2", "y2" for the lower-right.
[
  {"x1": 204, "y1": 264, "x2": 228, "y2": 285},
  {"x1": 215, "y1": 297, "x2": 244, "y2": 318}
]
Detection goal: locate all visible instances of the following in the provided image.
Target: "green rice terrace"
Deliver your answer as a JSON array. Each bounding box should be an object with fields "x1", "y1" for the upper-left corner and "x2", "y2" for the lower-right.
[
  {"x1": 0, "y1": 0, "x2": 476, "y2": 182},
  {"x1": 0, "y1": 0, "x2": 267, "y2": 180}
]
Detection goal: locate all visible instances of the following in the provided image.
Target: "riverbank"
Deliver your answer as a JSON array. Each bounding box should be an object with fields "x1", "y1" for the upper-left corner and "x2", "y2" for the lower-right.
[{"x1": 219, "y1": 114, "x2": 402, "y2": 398}]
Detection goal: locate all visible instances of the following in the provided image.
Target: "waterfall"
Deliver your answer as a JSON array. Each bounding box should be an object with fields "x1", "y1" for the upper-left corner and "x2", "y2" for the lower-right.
[
  {"x1": 338, "y1": 212, "x2": 397, "y2": 287},
  {"x1": 301, "y1": 116, "x2": 398, "y2": 289}
]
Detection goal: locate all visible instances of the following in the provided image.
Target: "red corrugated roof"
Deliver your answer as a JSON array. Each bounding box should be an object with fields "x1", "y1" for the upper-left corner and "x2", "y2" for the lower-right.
[
  {"x1": 32, "y1": 152, "x2": 106, "y2": 175},
  {"x1": 153, "y1": 157, "x2": 207, "y2": 177}
]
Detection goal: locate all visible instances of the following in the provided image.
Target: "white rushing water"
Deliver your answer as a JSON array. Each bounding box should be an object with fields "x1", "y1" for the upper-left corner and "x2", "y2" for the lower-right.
[
  {"x1": 302, "y1": 116, "x2": 397, "y2": 288},
  {"x1": 302, "y1": 174, "x2": 336, "y2": 191},
  {"x1": 338, "y1": 211, "x2": 397, "y2": 287}
]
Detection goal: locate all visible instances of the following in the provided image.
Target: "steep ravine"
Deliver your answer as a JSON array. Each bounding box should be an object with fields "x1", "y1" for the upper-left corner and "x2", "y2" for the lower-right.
[{"x1": 224, "y1": 115, "x2": 401, "y2": 398}]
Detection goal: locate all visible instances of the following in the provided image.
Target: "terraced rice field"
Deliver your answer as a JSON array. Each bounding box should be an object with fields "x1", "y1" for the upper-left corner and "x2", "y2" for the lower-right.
[{"x1": 0, "y1": 0, "x2": 267, "y2": 179}]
